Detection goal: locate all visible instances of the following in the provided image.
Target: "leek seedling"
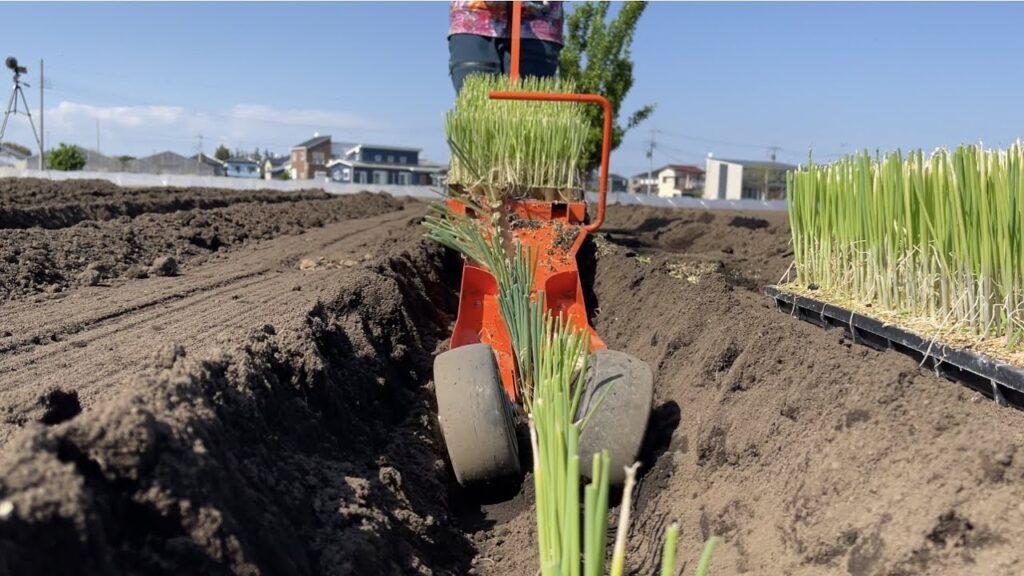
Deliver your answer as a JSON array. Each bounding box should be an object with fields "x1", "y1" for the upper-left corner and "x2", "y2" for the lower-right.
[
  {"x1": 446, "y1": 74, "x2": 588, "y2": 201},
  {"x1": 787, "y1": 144, "x2": 1024, "y2": 360}
]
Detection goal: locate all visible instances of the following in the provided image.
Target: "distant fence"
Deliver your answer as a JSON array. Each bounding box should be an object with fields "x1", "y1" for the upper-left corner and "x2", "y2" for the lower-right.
[{"x1": 0, "y1": 168, "x2": 789, "y2": 212}]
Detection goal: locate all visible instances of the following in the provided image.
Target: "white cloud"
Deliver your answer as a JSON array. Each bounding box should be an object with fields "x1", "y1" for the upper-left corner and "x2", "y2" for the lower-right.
[
  {"x1": 47, "y1": 102, "x2": 187, "y2": 128},
  {"x1": 1, "y1": 100, "x2": 386, "y2": 156}
]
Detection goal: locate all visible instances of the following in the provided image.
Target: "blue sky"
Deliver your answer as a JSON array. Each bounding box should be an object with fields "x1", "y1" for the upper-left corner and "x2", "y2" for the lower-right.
[{"x1": 3, "y1": 1, "x2": 1024, "y2": 176}]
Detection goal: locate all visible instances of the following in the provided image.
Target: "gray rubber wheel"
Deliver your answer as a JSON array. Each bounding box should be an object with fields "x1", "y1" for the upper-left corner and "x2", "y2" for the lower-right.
[
  {"x1": 577, "y1": 350, "x2": 654, "y2": 485},
  {"x1": 434, "y1": 343, "x2": 521, "y2": 486}
]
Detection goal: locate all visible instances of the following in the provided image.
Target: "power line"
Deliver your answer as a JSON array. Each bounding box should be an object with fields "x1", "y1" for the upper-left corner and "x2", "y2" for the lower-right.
[{"x1": 656, "y1": 128, "x2": 798, "y2": 154}]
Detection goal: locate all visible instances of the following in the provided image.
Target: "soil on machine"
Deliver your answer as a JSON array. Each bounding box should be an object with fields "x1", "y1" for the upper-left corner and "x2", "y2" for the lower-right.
[{"x1": 0, "y1": 178, "x2": 1021, "y2": 576}]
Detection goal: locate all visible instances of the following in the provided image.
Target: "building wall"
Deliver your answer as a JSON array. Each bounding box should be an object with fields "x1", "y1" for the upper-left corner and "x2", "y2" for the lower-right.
[
  {"x1": 358, "y1": 147, "x2": 418, "y2": 166},
  {"x1": 225, "y1": 162, "x2": 260, "y2": 178},
  {"x1": 655, "y1": 168, "x2": 705, "y2": 198},
  {"x1": 629, "y1": 175, "x2": 656, "y2": 194},
  {"x1": 291, "y1": 141, "x2": 332, "y2": 179},
  {"x1": 703, "y1": 159, "x2": 744, "y2": 200},
  {"x1": 656, "y1": 168, "x2": 678, "y2": 198},
  {"x1": 335, "y1": 165, "x2": 438, "y2": 186}
]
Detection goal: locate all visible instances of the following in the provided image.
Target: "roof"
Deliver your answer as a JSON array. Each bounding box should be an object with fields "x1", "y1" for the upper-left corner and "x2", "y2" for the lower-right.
[
  {"x1": 629, "y1": 165, "x2": 704, "y2": 179},
  {"x1": 226, "y1": 157, "x2": 259, "y2": 165},
  {"x1": 712, "y1": 158, "x2": 798, "y2": 170},
  {"x1": 661, "y1": 164, "x2": 704, "y2": 175},
  {"x1": 190, "y1": 154, "x2": 225, "y2": 166},
  {"x1": 263, "y1": 156, "x2": 290, "y2": 168},
  {"x1": 352, "y1": 143, "x2": 421, "y2": 153},
  {"x1": 292, "y1": 135, "x2": 331, "y2": 150},
  {"x1": 138, "y1": 151, "x2": 187, "y2": 161},
  {"x1": 0, "y1": 144, "x2": 29, "y2": 159}
]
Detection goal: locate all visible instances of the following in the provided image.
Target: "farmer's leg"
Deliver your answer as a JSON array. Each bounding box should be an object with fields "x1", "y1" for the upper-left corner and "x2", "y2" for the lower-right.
[
  {"x1": 449, "y1": 34, "x2": 504, "y2": 94},
  {"x1": 514, "y1": 38, "x2": 562, "y2": 80}
]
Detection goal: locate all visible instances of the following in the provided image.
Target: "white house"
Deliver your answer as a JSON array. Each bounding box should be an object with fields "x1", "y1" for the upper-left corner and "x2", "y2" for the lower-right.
[
  {"x1": 703, "y1": 157, "x2": 797, "y2": 201},
  {"x1": 0, "y1": 144, "x2": 30, "y2": 168},
  {"x1": 629, "y1": 164, "x2": 705, "y2": 197}
]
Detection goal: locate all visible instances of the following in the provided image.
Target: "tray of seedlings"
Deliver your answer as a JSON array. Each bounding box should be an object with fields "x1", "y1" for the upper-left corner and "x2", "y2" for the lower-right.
[{"x1": 770, "y1": 144, "x2": 1024, "y2": 408}]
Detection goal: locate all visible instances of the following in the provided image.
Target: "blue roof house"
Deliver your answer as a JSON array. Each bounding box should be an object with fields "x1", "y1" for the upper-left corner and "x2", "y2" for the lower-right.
[{"x1": 224, "y1": 157, "x2": 261, "y2": 179}]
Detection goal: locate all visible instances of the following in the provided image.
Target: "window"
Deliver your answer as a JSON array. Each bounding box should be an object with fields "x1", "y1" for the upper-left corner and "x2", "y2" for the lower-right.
[
  {"x1": 355, "y1": 171, "x2": 367, "y2": 184},
  {"x1": 374, "y1": 154, "x2": 382, "y2": 162},
  {"x1": 398, "y1": 172, "x2": 411, "y2": 186},
  {"x1": 342, "y1": 168, "x2": 351, "y2": 180},
  {"x1": 312, "y1": 151, "x2": 325, "y2": 165},
  {"x1": 387, "y1": 155, "x2": 394, "y2": 163},
  {"x1": 373, "y1": 170, "x2": 387, "y2": 184},
  {"x1": 399, "y1": 156, "x2": 407, "y2": 164}
]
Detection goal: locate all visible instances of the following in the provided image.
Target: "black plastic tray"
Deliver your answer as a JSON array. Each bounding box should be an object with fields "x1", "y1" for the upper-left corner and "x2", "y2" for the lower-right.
[{"x1": 766, "y1": 285, "x2": 1024, "y2": 409}]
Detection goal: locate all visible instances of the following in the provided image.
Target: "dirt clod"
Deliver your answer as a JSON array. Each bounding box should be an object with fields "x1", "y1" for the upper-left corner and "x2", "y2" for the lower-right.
[
  {"x1": 125, "y1": 265, "x2": 149, "y2": 279},
  {"x1": 74, "y1": 269, "x2": 101, "y2": 287},
  {"x1": 149, "y1": 255, "x2": 178, "y2": 276},
  {"x1": 37, "y1": 388, "x2": 81, "y2": 425}
]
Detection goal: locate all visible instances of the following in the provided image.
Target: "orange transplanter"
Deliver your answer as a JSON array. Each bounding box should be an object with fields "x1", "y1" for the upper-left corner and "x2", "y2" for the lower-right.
[{"x1": 433, "y1": 2, "x2": 652, "y2": 488}]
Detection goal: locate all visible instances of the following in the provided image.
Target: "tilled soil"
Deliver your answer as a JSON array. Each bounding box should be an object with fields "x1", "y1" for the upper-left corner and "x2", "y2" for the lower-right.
[{"x1": 1, "y1": 180, "x2": 1022, "y2": 576}]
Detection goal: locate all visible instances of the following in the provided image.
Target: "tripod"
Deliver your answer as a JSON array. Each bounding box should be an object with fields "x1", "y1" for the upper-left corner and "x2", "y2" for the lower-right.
[{"x1": 0, "y1": 69, "x2": 42, "y2": 155}]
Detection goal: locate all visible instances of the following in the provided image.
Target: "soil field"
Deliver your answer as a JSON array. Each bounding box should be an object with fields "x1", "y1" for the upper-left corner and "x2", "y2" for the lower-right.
[{"x1": 0, "y1": 178, "x2": 1021, "y2": 576}]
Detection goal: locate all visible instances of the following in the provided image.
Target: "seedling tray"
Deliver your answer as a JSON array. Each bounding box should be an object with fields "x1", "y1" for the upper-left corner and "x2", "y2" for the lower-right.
[{"x1": 765, "y1": 286, "x2": 1024, "y2": 409}]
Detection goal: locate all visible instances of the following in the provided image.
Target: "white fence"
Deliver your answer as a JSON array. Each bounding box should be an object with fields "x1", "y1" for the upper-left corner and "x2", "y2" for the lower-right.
[{"x1": 0, "y1": 168, "x2": 788, "y2": 212}]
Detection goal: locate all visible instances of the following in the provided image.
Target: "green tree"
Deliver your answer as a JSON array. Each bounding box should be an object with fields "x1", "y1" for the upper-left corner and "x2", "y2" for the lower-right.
[
  {"x1": 214, "y1": 144, "x2": 230, "y2": 162},
  {"x1": 47, "y1": 143, "x2": 86, "y2": 171},
  {"x1": 559, "y1": 2, "x2": 654, "y2": 173},
  {"x1": 116, "y1": 154, "x2": 136, "y2": 171}
]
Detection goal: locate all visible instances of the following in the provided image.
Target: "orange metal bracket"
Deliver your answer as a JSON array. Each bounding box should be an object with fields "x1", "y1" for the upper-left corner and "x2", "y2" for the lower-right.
[{"x1": 488, "y1": 91, "x2": 612, "y2": 233}]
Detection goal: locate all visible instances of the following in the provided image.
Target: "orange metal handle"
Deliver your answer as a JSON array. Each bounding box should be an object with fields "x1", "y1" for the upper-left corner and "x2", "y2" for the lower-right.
[
  {"x1": 489, "y1": 90, "x2": 611, "y2": 233},
  {"x1": 510, "y1": 1, "x2": 522, "y2": 82}
]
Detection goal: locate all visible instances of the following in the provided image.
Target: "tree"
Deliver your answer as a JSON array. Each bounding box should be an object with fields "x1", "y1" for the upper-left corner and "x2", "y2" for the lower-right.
[
  {"x1": 559, "y1": 2, "x2": 654, "y2": 173},
  {"x1": 214, "y1": 144, "x2": 230, "y2": 162},
  {"x1": 47, "y1": 143, "x2": 86, "y2": 171}
]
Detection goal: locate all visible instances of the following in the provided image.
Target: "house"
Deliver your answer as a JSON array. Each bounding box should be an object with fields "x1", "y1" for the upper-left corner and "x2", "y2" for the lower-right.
[
  {"x1": 288, "y1": 134, "x2": 446, "y2": 185},
  {"x1": 262, "y1": 156, "x2": 291, "y2": 180},
  {"x1": 629, "y1": 164, "x2": 705, "y2": 197},
  {"x1": 130, "y1": 151, "x2": 212, "y2": 176},
  {"x1": 290, "y1": 134, "x2": 332, "y2": 179},
  {"x1": 224, "y1": 157, "x2": 261, "y2": 179},
  {"x1": 191, "y1": 153, "x2": 226, "y2": 176},
  {"x1": 0, "y1": 144, "x2": 30, "y2": 168},
  {"x1": 703, "y1": 157, "x2": 797, "y2": 201},
  {"x1": 327, "y1": 143, "x2": 445, "y2": 186},
  {"x1": 586, "y1": 170, "x2": 628, "y2": 193}
]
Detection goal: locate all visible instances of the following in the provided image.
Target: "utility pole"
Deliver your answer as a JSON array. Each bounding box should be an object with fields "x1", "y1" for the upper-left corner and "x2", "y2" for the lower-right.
[
  {"x1": 645, "y1": 129, "x2": 656, "y2": 195},
  {"x1": 194, "y1": 133, "x2": 203, "y2": 174},
  {"x1": 39, "y1": 59, "x2": 43, "y2": 170},
  {"x1": 767, "y1": 145, "x2": 780, "y2": 162}
]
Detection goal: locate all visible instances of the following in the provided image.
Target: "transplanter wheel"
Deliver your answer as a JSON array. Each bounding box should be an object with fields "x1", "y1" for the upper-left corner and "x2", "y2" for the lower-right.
[
  {"x1": 576, "y1": 350, "x2": 654, "y2": 485},
  {"x1": 434, "y1": 343, "x2": 521, "y2": 486}
]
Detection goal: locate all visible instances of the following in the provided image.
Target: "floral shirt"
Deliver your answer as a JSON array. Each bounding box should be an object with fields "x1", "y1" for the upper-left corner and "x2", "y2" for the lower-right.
[{"x1": 449, "y1": 1, "x2": 564, "y2": 45}]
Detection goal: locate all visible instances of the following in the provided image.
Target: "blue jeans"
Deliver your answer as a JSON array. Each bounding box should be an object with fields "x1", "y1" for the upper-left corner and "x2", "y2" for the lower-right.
[{"x1": 448, "y1": 33, "x2": 562, "y2": 94}]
